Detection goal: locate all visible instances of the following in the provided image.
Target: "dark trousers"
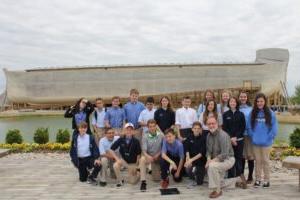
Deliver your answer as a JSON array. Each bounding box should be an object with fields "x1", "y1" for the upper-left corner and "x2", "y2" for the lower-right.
[
  {"x1": 160, "y1": 153, "x2": 183, "y2": 182},
  {"x1": 228, "y1": 140, "x2": 244, "y2": 178},
  {"x1": 78, "y1": 157, "x2": 101, "y2": 182},
  {"x1": 186, "y1": 163, "x2": 206, "y2": 185}
]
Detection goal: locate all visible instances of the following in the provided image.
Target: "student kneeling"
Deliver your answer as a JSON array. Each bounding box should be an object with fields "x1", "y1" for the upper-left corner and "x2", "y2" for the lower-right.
[
  {"x1": 109, "y1": 123, "x2": 141, "y2": 187},
  {"x1": 184, "y1": 122, "x2": 207, "y2": 188},
  {"x1": 139, "y1": 119, "x2": 164, "y2": 191},
  {"x1": 160, "y1": 128, "x2": 184, "y2": 189},
  {"x1": 70, "y1": 122, "x2": 101, "y2": 184}
]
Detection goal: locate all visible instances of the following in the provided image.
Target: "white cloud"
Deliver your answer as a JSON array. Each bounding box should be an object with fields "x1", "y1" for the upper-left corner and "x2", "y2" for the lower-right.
[{"x1": 0, "y1": 0, "x2": 299, "y2": 95}]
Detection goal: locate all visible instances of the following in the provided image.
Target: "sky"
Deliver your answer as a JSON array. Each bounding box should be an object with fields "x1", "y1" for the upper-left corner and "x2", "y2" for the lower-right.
[{"x1": 0, "y1": 0, "x2": 299, "y2": 95}]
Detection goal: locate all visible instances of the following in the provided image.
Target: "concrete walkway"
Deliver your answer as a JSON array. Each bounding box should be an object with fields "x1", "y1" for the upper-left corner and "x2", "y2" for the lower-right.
[{"x1": 0, "y1": 153, "x2": 299, "y2": 200}]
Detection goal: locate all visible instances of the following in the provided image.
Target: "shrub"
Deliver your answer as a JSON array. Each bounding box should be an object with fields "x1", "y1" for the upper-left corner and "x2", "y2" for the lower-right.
[
  {"x1": 289, "y1": 127, "x2": 300, "y2": 148},
  {"x1": 33, "y1": 128, "x2": 49, "y2": 144},
  {"x1": 5, "y1": 129, "x2": 23, "y2": 144},
  {"x1": 56, "y1": 129, "x2": 70, "y2": 144}
]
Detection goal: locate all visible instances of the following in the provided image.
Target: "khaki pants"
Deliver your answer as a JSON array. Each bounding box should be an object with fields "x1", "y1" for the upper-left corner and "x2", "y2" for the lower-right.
[
  {"x1": 139, "y1": 156, "x2": 161, "y2": 182},
  {"x1": 100, "y1": 157, "x2": 115, "y2": 182},
  {"x1": 113, "y1": 159, "x2": 140, "y2": 184},
  {"x1": 208, "y1": 157, "x2": 236, "y2": 192},
  {"x1": 93, "y1": 127, "x2": 105, "y2": 145},
  {"x1": 253, "y1": 145, "x2": 271, "y2": 182}
]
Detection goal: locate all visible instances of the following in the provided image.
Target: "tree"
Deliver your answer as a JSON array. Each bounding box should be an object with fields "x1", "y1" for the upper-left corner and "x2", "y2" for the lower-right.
[{"x1": 291, "y1": 84, "x2": 300, "y2": 105}]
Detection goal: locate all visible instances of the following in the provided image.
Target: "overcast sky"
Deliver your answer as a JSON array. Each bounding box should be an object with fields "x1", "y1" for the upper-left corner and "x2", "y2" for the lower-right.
[{"x1": 0, "y1": 0, "x2": 299, "y2": 95}]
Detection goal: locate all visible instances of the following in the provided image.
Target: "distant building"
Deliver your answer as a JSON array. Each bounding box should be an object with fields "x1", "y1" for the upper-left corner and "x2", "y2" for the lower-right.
[{"x1": 0, "y1": 48, "x2": 289, "y2": 110}]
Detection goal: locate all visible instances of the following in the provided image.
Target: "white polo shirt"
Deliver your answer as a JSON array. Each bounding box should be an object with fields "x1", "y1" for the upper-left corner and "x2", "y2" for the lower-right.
[
  {"x1": 175, "y1": 107, "x2": 198, "y2": 129},
  {"x1": 77, "y1": 134, "x2": 91, "y2": 158},
  {"x1": 138, "y1": 108, "x2": 156, "y2": 133}
]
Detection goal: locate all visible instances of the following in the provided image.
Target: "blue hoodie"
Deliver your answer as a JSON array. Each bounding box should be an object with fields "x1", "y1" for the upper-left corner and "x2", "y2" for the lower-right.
[{"x1": 247, "y1": 109, "x2": 278, "y2": 147}]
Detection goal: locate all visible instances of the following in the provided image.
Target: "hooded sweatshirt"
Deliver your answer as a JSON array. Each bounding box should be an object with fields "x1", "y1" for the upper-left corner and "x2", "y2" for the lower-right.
[{"x1": 247, "y1": 109, "x2": 278, "y2": 147}]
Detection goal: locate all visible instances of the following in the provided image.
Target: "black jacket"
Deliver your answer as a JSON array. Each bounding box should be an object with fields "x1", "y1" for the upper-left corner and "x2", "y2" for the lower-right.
[
  {"x1": 154, "y1": 108, "x2": 175, "y2": 133},
  {"x1": 186, "y1": 133, "x2": 207, "y2": 165},
  {"x1": 69, "y1": 132, "x2": 100, "y2": 168},
  {"x1": 222, "y1": 110, "x2": 246, "y2": 139},
  {"x1": 111, "y1": 137, "x2": 141, "y2": 164},
  {"x1": 64, "y1": 103, "x2": 94, "y2": 133}
]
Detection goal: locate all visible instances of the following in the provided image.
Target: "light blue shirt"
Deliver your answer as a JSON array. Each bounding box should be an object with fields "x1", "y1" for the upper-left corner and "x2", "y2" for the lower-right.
[
  {"x1": 104, "y1": 107, "x2": 125, "y2": 128},
  {"x1": 77, "y1": 134, "x2": 91, "y2": 158},
  {"x1": 240, "y1": 104, "x2": 252, "y2": 136},
  {"x1": 75, "y1": 111, "x2": 87, "y2": 126},
  {"x1": 99, "y1": 136, "x2": 120, "y2": 155},
  {"x1": 162, "y1": 139, "x2": 184, "y2": 159},
  {"x1": 124, "y1": 101, "x2": 145, "y2": 128},
  {"x1": 92, "y1": 108, "x2": 106, "y2": 128}
]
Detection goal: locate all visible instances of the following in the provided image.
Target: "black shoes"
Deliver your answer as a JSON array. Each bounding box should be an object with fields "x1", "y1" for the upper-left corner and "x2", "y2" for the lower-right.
[
  {"x1": 87, "y1": 177, "x2": 97, "y2": 185},
  {"x1": 99, "y1": 181, "x2": 107, "y2": 187},
  {"x1": 140, "y1": 181, "x2": 147, "y2": 192},
  {"x1": 262, "y1": 182, "x2": 270, "y2": 188},
  {"x1": 254, "y1": 180, "x2": 261, "y2": 188},
  {"x1": 116, "y1": 180, "x2": 124, "y2": 188}
]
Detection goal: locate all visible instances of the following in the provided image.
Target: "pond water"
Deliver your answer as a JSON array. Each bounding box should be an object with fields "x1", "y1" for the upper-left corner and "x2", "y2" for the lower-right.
[{"x1": 0, "y1": 116, "x2": 299, "y2": 143}]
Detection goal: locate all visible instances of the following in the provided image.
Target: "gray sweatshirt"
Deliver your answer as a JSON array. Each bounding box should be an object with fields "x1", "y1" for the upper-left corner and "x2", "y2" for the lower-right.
[{"x1": 206, "y1": 129, "x2": 234, "y2": 162}]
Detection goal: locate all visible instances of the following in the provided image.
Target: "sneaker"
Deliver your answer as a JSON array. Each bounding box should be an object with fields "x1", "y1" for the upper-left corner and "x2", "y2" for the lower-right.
[
  {"x1": 262, "y1": 182, "x2": 270, "y2": 188},
  {"x1": 87, "y1": 177, "x2": 97, "y2": 185},
  {"x1": 140, "y1": 181, "x2": 147, "y2": 192},
  {"x1": 160, "y1": 178, "x2": 169, "y2": 189},
  {"x1": 99, "y1": 181, "x2": 107, "y2": 187},
  {"x1": 254, "y1": 180, "x2": 261, "y2": 188},
  {"x1": 116, "y1": 180, "x2": 124, "y2": 188},
  {"x1": 187, "y1": 180, "x2": 197, "y2": 189}
]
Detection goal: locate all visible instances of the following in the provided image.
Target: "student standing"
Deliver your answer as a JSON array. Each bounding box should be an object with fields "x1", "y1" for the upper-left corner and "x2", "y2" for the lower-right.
[
  {"x1": 223, "y1": 97, "x2": 247, "y2": 189},
  {"x1": 123, "y1": 89, "x2": 145, "y2": 141},
  {"x1": 205, "y1": 116, "x2": 236, "y2": 198},
  {"x1": 70, "y1": 122, "x2": 101, "y2": 184},
  {"x1": 154, "y1": 96, "x2": 175, "y2": 133},
  {"x1": 218, "y1": 90, "x2": 231, "y2": 114},
  {"x1": 175, "y1": 96, "x2": 198, "y2": 141},
  {"x1": 138, "y1": 96, "x2": 156, "y2": 134},
  {"x1": 160, "y1": 128, "x2": 184, "y2": 189},
  {"x1": 139, "y1": 119, "x2": 164, "y2": 191},
  {"x1": 98, "y1": 128, "x2": 120, "y2": 186},
  {"x1": 247, "y1": 93, "x2": 278, "y2": 188},
  {"x1": 199, "y1": 100, "x2": 223, "y2": 133},
  {"x1": 109, "y1": 123, "x2": 142, "y2": 187},
  {"x1": 64, "y1": 98, "x2": 94, "y2": 135},
  {"x1": 104, "y1": 96, "x2": 125, "y2": 136},
  {"x1": 239, "y1": 91, "x2": 255, "y2": 184},
  {"x1": 92, "y1": 98, "x2": 106, "y2": 144},
  {"x1": 184, "y1": 122, "x2": 207, "y2": 187},
  {"x1": 197, "y1": 90, "x2": 215, "y2": 117}
]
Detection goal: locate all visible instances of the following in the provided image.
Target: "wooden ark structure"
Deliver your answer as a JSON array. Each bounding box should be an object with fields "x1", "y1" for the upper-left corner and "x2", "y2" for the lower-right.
[{"x1": 0, "y1": 48, "x2": 289, "y2": 110}]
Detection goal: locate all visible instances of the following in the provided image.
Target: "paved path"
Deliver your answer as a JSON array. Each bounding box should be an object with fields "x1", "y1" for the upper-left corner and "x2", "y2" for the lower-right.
[{"x1": 0, "y1": 153, "x2": 299, "y2": 200}]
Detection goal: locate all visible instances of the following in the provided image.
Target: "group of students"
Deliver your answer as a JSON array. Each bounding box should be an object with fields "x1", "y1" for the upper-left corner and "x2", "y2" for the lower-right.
[{"x1": 66, "y1": 89, "x2": 278, "y2": 199}]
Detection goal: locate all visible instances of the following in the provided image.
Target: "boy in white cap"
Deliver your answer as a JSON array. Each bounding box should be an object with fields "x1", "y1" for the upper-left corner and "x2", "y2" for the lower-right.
[{"x1": 109, "y1": 123, "x2": 142, "y2": 187}]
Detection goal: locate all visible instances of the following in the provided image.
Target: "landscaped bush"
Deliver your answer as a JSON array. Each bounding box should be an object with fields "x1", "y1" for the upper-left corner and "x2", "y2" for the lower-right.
[
  {"x1": 33, "y1": 128, "x2": 49, "y2": 144},
  {"x1": 289, "y1": 127, "x2": 300, "y2": 148},
  {"x1": 0, "y1": 142, "x2": 71, "y2": 153},
  {"x1": 5, "y1": 129, "x2": 23, "y2": 144},
  {"x1": 56, "y1": 129, "x2": 70, "y2": 144}
]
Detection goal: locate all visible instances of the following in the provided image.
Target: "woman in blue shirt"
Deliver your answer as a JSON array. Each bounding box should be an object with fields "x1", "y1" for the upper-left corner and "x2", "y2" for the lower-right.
[{"x1": 247, "y1": 93, "x2": 278, "y2": 188}]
